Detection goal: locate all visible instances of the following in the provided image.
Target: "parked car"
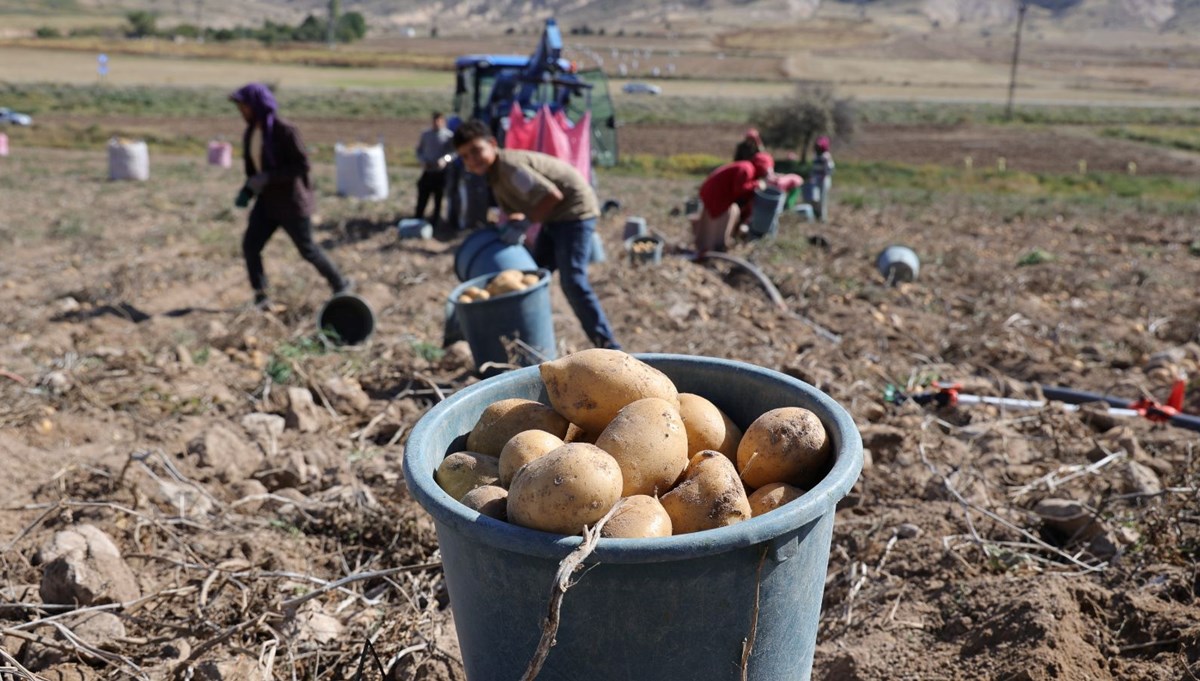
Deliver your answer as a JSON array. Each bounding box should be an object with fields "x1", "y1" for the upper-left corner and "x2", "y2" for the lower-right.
[
  {"x1": 0, "y1": 107, "x2": 33, "y2": 126},
  {"x1": 622, "y1": 82, "x2": 662, "y2": 95}
]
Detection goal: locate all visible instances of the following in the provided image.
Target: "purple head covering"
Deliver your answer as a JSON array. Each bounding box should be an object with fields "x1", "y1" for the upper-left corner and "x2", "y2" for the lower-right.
[{"x1": 230, "y1": 83, "x2": 278, "y2": 169}]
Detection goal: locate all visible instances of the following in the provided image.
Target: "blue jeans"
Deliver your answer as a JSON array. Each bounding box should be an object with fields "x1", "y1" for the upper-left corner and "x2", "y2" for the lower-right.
[{"x1": 532, "y1": 218, "x2": 621, "y2": 349}]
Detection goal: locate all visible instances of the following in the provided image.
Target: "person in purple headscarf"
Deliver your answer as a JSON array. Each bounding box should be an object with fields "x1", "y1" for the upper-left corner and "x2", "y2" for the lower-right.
[{"x1": 229, "y1": 83, "x2": 350, "y2": 310}]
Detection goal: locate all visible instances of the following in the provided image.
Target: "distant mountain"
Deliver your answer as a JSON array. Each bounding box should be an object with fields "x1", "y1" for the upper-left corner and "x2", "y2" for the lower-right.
[{"x1": 2, "y1": 0, "x2": 1195, "y2": 35}]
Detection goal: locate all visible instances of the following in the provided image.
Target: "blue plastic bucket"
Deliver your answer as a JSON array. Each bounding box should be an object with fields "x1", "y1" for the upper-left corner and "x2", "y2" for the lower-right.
[
  {"x1": 403, "y1": 354, "x2": 864, "y2": 681},
  {"x1": 625, "y1": 234, "x2": 664, "y2": 265},
  {"x1": 454, "y1": 228, "x2": 538, "y2": 282},
  {"x1": 316, "y1": 293, "x2": 375, "y2": 345},
  {"x1": 876, "y1": 245, "x2": 920, "y2": 284},
  {"x1": 450, "y1": 269, "x2": 557, "y2": 375},
  {"x1": 749, "y1": 186, "x2": 786, "y2": 238}
]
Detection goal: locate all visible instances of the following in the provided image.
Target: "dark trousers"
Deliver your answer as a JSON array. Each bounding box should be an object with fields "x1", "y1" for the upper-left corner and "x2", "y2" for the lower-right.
[
  {"x1": 415, "y1": 168, "x2": 447, "y2": 223},
  {"x1": 532, "y1": 217, "x2": 621, "y2": 349},
  {"x1": 243, "y1": 211, "x2": 345, "y2": 295}
]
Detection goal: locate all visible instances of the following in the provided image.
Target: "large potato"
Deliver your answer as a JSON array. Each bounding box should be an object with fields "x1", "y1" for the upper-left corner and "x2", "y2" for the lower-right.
[
  {"x1": 435, "y1": 452, "x2": 500, "y2": 501},
  {"x1": 660, "y1": 451, "x2": 751, "y2": 535},
  {"x1": 461, "y1": 485, "x2": 508, "y2": 521},
  {"x1": 594, "y1": 397, "x2": 688, "y2": 496},
  {"x1": 540, "y1": 349, "x2": 679, "y2": 433},
  {"x1": 499, "y1": 430, "x2": 565, "y2": 487},
  {"x1": 600, "y1": 495, "x2": 673, "y2": 539},
  {"x1": 747, "y1": 482, "x2": 805, "y2": 518},
  {"x1": 507, "y1": 443, "x2": 623, "y2": 535},
  {"x1": 485, "y1": 269, "x2": 527, "y2": 296},
  {"x1": 738, "y1": 407, "x2": 831, "y2": 490},
  {"x1": 466, "y1": 398, "x2": 570, "y2": 457},
  {"x1": 678, "y1": 393, "x2": 742, "y2": 461}
]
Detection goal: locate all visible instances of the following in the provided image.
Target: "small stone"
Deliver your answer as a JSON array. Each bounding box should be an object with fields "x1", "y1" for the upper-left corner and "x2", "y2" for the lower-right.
[
  {"x1": 322, "y1": 376, "x2": 371, "y2": 414},
  {"x1": 241, "y1": 412, "x2": 285, "y2": 451},
  {"x1": 68, "y1": 611, "x2": 126, "y2": 648},
  {"x1": 39, "y1": 524, "x2": 140, "y2": 606},
  {"x1": 1122, "y1": 460, "x2": 1162, "y2": 496},
  {"x1": 175, "y1": 344, "x2": 194, "y2": 368},
  {"x1": 896, "y1": 523, "x2": 922, "y2": 539},
  {"x1": 1034, "y1": 498, "x2": 1105, "y2": 541},
  {"x1": 187, "y1": 424, "x2": 263, "y2": 482},
  {"x1": 440, "y1": 341, "x2": 473, "y2": 371},
  {"x1": 285, "y1": 387, "x2": 324, "y2": 433},
  {"x1": 229, "y1": 479, "x2": 269, "y2": 513}
]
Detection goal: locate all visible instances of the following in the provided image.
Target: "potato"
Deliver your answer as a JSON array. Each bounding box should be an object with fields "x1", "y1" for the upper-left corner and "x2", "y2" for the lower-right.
[
  {"x1": 499, "y1": 430, "x2": 565, "y2": 487},
  {"x1": 485, "y1": 269, "x2": 527, "y2": 296},
  {"x1": 466, "y1": 398, "x2": 570, "y2": 457},
  {"x1": 595, "y1": 397, "x2": 688, "y2": 496},
  {"x1": 457, "y1": 293, "x2": 473, "y2": 303},
  {"x1": 737, "y1": 407, "x2": 831, "y2": 490},
  {"x1": 434, "y1": 451, "x2": 500, "y2": 501},
  {"x1": 600, "y1": 495, "x2": 673, "y2": 539},
  {"x1": 461, "y1": 485, "x2": 508, "y2": 520},
  {"x1": 747, "y1": 482, "x2": 805, "y2": 518},
  {"x1": 521, "y1": 273, "x2": 540, "y2": 286},
  {"x1": 660, "y1": 451, "x2": 751, "y2": 534},
  {"x1": 540, "y1": 349, "x2": 679, "y2": 433},
  {"x1": 507, "y1": 443, "x2": 623, "y2": 535},
  {"x1": 678, "y1": 393, "x2": 742, "y2": 461}
]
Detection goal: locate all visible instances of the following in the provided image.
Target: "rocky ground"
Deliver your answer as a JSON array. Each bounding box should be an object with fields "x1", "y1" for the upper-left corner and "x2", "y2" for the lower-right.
[{"x1": 1, "y1": 125, "x2": 1198, "y2": 680}]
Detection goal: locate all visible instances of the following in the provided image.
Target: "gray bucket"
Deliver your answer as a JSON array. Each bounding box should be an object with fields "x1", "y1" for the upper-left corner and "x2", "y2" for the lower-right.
[
  {"x1": 622, "y1": 216, "x2": 649, "y2": 241},
  {"x1": 317, "y1": 293, "x2": 375, "y2": 345},
  {"x1": 876, "y1": 245, "x2": 920, "y2": 284},
  {"x1": 397, "y1": 218, "x2": 433, "y2": 240},
  {"x1": 748, "y1": 186, "x2": 786, "y2": 238},
  {"x1": 449, "y1": 269, "x2": 557, "y2": 376},
  {"x1": 625, "y1": 234, "x2": 664, "y2": 266},
  {"x1": 402, "y1": 354, "x2": 864, "y2": 681}
]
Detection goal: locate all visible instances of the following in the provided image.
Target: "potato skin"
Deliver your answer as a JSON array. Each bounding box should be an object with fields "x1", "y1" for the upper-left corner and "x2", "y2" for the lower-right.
[
  {"x1": 677, "y1": 393, "x2": 742, "y2": 461},
  {"x1": 600, "y1": 495, "x2": 673, "y2": 539},
  {"x1": 747, "y1": 482, "x2": 806, "y2": 518},
  {"x1": 435, "y1": 452, "x2": 501, "y2": 501},
  {"x1": 660, "y1": 451, "x2": 751, "y2": 535},
  {"x1": 506, "y1": 443, "x2": 624, "y2": 535},
  {"x1": 466, "y1": 398, "x2": 570, "y2": 457},
  {"x1": 461, "y1": 485, "x2": 509, "y2": 520},
  {"x1": 539, "y1": 349, "x2": 679, "y2": 434},
  {"x1": 499, "y1": 430, "x2": 565, "y2": 488},
  {"x1": 595, "y1": 397, "x2": 689, "y2": 497},
  {"x1": 737, "y1": 407, "x2": 831, "y2": 490}
]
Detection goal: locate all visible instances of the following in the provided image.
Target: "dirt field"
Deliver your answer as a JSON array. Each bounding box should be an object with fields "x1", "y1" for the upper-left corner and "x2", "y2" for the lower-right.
[{"x1": 2, "y1": 116, "x2": 1199, "y2": 680}]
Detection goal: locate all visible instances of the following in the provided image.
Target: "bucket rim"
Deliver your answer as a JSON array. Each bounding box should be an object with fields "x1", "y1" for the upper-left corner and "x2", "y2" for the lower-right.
[
  {"x1": 316, "y1": 293, "x2": 376, "y2": 345},
  {"x1": 448, "y1": 268, "x2": 552, "y2": 308},
  {"x1": 402, "y1": 353, "x2": 863, "y2": 564}
]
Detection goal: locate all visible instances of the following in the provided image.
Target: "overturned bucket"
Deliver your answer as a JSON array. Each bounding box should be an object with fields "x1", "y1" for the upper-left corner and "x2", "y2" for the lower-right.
[
  {"x1": 450, "y1": 269, "x2": 556, "y2": 375},
  {"x1": 876, "y1": 245, "x2": 920, "y2": 284},
  {"x1": 317, "y1": 293, "x2": 375, "y2": 345},
  {"x1": 454, "y1": 227, "x2": 538, "y2": 282},
  {"x1": 402, "y1": 354, "x2": 863, "y2": 681},
  {"x1": 748, "y1": 186, "x2": 786, "y2": 238}
]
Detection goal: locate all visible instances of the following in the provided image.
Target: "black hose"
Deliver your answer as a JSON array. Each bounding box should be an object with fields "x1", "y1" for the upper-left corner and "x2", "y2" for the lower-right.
[{"x1": 1039, "y1": 384, "x2": 1200, "y2": 434}]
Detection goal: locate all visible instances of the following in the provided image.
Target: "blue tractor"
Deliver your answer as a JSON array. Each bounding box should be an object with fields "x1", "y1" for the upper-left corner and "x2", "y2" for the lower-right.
[{"x1": 444, "y1": 19, "x2": 619, "y2": 231}]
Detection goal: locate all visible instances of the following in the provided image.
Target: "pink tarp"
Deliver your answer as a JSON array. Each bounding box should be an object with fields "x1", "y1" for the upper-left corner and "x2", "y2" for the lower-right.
[{"x1": 505, "y1": 103, "x2": 594, "y2": 247}]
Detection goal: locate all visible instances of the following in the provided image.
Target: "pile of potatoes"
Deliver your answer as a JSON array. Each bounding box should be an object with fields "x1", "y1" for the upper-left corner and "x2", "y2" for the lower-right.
[
  {"x1": 456, "y1": 269, "x2": 541, "y2": 304},
  {"x1": 434, "y1": 349, "x2": 833, "y2": 538}
]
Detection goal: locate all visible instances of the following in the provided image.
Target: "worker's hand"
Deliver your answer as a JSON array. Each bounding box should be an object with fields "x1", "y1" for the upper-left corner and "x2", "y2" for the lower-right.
[
  {"x1": 499, "y1": 219, "x2": 531, "y2": 246},
  {"x1": 247, "y1": 172, "x2": 270, "y2": 194}
]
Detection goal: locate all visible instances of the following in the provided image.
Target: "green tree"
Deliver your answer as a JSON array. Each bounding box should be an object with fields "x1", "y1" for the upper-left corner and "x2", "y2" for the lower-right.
[
  {"x1": 125, "y1": 10, "x2": 158, "y2": 38},
  {"x1": 751, "y1": 82, "x2": 856, "y2": 162},
  {"x1": 334, "y1": 11, "x2": 366, "y2": 42}
]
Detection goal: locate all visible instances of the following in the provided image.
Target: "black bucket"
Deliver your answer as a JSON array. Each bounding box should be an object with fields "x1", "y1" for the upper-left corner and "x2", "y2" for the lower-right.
[{"x1": 317, "y1": 293, "x2": 376, "y2": 345}]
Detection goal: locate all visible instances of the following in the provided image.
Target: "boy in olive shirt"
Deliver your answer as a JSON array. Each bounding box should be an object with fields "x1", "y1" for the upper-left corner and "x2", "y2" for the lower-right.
[{"x1": 452, "y1": 120, "x2": 621, "y2": 350}]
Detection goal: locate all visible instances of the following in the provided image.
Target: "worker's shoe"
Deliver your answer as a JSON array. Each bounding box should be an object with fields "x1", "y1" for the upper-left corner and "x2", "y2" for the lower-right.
[{"x1": 253, "y1": 291, "x2": 271, "y2": 311}]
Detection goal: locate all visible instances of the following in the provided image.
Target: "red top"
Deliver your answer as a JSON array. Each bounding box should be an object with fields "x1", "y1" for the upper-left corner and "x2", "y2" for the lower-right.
[{"x1": 699, "y1": 161, "x2": 759, "y2": 217}]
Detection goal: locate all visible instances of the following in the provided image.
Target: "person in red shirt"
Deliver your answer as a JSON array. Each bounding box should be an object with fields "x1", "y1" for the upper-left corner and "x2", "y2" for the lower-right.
[{"x1": 693, "y1": 152, "x2": 774, "y2": 254}]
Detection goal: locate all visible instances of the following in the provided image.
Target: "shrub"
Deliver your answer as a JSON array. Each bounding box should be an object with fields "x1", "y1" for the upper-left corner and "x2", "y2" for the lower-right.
[{"x1": 751, "y1": 82, "x2": 856, "y2": 162}]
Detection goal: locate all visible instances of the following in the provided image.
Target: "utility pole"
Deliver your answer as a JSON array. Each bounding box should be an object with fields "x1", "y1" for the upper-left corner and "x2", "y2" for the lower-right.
[
  {"x1": 1005, "y1": 1, "x2": 1028, "y2": 121},
  {"x1": 327, "y1": 0, "x2": 340, "y2": 48}
]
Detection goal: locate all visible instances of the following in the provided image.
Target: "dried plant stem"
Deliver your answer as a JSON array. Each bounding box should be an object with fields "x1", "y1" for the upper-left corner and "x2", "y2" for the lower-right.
[{"x1": 520, "y1": 504, "x2": 622, "y2": 681}]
